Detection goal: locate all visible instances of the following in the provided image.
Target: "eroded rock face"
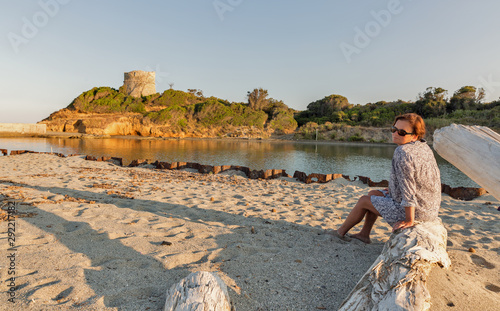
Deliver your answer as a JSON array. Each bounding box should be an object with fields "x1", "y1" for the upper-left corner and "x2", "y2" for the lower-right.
[
  {"x1": 123, "y1": 71, "x2": 156, "y2": 97},
  {"x1": 39, "y1": 110, "x2": 275, "y2": 138},
  {"x1": 41, "y1": 112, "x2": 149, "y2": 136}
]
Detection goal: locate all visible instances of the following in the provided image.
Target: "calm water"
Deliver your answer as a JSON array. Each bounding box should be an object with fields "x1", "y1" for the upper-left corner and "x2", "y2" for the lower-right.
[{"x1": 0, "y1": 137, "x2": 478, "y2": 187}]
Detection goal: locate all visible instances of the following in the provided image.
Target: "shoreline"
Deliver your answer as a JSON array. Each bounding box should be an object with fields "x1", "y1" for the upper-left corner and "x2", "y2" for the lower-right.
[{"x1": 1, "y1": 131, "x2": 396, "y2": 147}]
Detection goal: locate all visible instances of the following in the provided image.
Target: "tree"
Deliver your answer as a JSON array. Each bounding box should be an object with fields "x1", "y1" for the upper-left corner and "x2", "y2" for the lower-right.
[
  {"x1": 187, "y1": 89, "x2": 204, "y2": 98},
  {"x1": 306, "y1": 94, "x2": 350, "y2": 118},
  {"x1": 419, "y1": 87, "x2": 447, "y2": 102},
  {"x1": 447, "y1": 86, "x2": 485, "y2": 112},
  {"x1": 247, "y1": 88, "x2": 269, "y2": 110},
  {"x1": 415, "y1": 87, "x2": 447, "y2": 117},
  {"x1": 267, "y1": 98, "x2": 287, "y2": 113},
  {"x1": 453, "y1": 86, "x2": 477, "y2": 98}
]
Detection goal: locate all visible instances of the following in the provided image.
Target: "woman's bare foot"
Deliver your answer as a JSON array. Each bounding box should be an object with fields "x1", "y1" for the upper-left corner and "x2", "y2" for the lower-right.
[
  {"x1": 348, "y1": 233, "x2": 371, "y2": 244},
  {"x1": 326, "y1": 229, "x2": 352, "y2": 242}
]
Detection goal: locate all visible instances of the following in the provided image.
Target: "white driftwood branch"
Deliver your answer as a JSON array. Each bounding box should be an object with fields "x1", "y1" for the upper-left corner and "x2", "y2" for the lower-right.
[
  {"x1": 164, "y1": 271, "x2": 231, "y2": 311},
  {"x1": 339, "y1": 219, "x2": 451, "y2": 311},
  {"x1": 433, "y1": 124, "x2": 500, "y2": 201}
]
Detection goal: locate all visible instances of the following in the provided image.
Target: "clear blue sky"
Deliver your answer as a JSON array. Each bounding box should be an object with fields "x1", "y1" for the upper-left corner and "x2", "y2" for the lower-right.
[{"x1": 2, "y1": 0, "x2": 500, "y2": 123}]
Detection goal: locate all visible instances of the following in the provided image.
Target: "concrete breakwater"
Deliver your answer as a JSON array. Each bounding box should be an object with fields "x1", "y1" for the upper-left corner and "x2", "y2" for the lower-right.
[{"x1": 0, "y1": 123, "x2": 46, "y2": 135}]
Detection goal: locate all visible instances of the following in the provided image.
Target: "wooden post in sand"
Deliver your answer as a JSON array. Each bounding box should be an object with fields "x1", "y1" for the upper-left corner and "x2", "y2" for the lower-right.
[
  {"x1": 164, "y1": 271, "x2": 231, "y2": 311},
  {"x1": 338, "y1": 220, "x2": 451, "y2": 311},
  {"x1": 433, "y1": 124, "x2": 500, "y2": 201}
]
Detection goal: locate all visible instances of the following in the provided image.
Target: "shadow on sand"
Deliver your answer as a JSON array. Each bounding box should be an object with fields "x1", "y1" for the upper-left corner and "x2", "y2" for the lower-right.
[{"x1": 2, "y1": 178, "x2": 383, "y2": 310}]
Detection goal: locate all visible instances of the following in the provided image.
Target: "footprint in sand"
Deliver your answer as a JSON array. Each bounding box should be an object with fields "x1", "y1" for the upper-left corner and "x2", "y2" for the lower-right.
[
  {"x1": 485, "y1": 283, "x2": 500, "y2": 293},
  {"x1": 108, "y1": 232, "x2": 133, "y2": 240},
  {"x1": 470, "y1": 254, "x2": 496, "y2": 269},
  {"x1": 74, "y1": 208, "x2": 88, "y2": 217},
  {"x1": 63, "y1": 222, "x2": 86, "y2": 233},
  {"x1": 104, "y1": 287, "x2": 159, "y2": 308},
  {"x1": 151, "y1": 223, "x2": 184, "y2": 231},
  {"x1": 52, "y1": 286, "x2": 74, "y2": 302},
  {"x1": 161, "y1": 250, "x2": 209, "y2": 269},
  {"x1": 95, "y1": 258, "x2": 152, "y2": 269},
  {"x1": 13, "y1": 282, "x2": 29, "y2": 291},
  {"x1": 25, "y1": 280, "x2": 61, "y2": 298}
]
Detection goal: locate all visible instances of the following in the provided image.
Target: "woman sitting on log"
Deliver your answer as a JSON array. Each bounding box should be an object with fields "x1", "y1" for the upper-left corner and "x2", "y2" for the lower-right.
[{"x1": 335, "y1": 113, "x2": 442, "y2": 244}]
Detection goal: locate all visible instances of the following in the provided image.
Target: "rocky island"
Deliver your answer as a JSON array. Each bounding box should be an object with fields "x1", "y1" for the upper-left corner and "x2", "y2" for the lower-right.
[{"x1": 39, "y1": 70, "x2": 298, "y2": 139}]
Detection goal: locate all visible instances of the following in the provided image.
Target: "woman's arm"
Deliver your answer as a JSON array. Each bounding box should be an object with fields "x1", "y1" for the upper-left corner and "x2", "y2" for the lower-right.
[
  {"x1": 392, "y1": 150, "x2": 418, "y2": 231},
  {"x1": 392, "y1": 205, "x2": 415, "y2": 232}
]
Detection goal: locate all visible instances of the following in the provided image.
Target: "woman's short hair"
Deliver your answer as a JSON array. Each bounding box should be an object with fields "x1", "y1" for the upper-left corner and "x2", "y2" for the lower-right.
[{"x1": 393, "y1": 113, "x2": 426, "y2": 140}]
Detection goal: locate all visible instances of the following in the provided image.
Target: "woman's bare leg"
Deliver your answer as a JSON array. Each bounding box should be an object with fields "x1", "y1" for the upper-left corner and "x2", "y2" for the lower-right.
[
  {"x1": 349, "y1": 190, "x2": 384, "y2": 243},
  {"x1": 336, "y1": 190, "x2": 383, "y2": 242},
  {"x1": 349, "y1": 212, "x2": 378, "y2": 243}
]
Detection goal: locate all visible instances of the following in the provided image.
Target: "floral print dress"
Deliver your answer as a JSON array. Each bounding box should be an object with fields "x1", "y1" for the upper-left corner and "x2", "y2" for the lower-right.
[{"x1": 371, "y1": 140, "x2": 442, "y2": 226}]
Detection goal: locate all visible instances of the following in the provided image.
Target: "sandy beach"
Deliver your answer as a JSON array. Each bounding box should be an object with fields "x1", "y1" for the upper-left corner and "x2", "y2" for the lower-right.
[{"x1": 0, "y1": 153, "x2": 498, "y2": 310}]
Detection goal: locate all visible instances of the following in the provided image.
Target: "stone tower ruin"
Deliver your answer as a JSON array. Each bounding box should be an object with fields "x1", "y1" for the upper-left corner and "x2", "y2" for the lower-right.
[{"x1": 122, "y1": 70, "x2": 156, "y2": 97}]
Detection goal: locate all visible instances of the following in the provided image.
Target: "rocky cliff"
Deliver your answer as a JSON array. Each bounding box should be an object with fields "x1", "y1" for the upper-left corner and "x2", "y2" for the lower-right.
[{"x1": 40, "y1": 109, "x2": 276, "y2": 138}]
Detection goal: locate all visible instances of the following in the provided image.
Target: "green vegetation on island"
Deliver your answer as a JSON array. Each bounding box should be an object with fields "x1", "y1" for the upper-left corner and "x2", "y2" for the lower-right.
[{"x1": 66, "y1": 87, "x2": 298, "y2": 136}]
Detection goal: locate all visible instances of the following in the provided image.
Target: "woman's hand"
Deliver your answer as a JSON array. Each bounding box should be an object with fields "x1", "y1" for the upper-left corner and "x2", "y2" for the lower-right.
[
  {"x1": 392, "y1": 220, "x2": 414, "y2": 232},
  {"x1": 393, "y1": 206, "x2": 416, "y2": 232}
]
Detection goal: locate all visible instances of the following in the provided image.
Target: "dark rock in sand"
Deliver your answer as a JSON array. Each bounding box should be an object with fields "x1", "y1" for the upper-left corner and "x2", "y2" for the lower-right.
[
  {"x1": 293, "y1": 171, "x2": 308, "y2": 182},
  {"x1": 357, "y1": 175, "x2": 389, "y2": 187},
  {"x1": 187, "y1": 162, "x2": 200, "y2": 170},
  {"x1": 174, "y1": 162, "x2": 187, "y2": 169},
  {"x1": 128, "y1": 159, "x2": 149, "y2": 167},
  {"x1": 441, "y1": 184, "x2": 486, "y2": 201},
  {"x1": 293, "y1": 171, "x2": 346, "y2": 184},
  {"x1": 249, "y1": 169, "x2": 265, "y2": 179},
  {"x1": 198, "y1": 164, "x2": 215, "y2": 174},
  {"x1": 231, "y1": 166, "x2": 251, "y2": 177},
  {"x1": 10, "y1": 150, "x2": 29, "y2": 155},
  {"x1": 110, "y1": 157, "x2": 123, "y2": 166}
]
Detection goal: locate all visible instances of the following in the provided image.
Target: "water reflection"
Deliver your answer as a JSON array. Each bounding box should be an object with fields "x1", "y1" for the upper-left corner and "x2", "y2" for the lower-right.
[{"x1": 0, "y1": 137, "x2": 477, "y2": 187}]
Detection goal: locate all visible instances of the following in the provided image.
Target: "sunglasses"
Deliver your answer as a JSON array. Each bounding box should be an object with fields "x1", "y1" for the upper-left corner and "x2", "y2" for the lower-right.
[{"x1": 391, "y1": 126, "x2": 415, "y2": 136}]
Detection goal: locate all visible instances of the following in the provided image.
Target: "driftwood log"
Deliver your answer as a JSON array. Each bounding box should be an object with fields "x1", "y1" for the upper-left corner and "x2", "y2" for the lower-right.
[
  {"x1": 433, "y1": 124, "x2": 500, "y2": 201},
  {"x1": 164, "y1": 271, "x2": 231, "y2": 311},
  {"x1": 339, "y1": 219, "x2": 451, "y2": 311}
]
